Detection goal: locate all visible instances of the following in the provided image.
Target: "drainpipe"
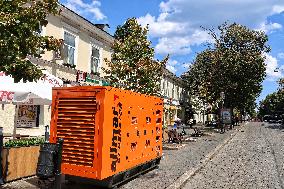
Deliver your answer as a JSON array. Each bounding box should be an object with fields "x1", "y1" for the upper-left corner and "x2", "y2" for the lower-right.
[
  {"x1": 45, "y1": 125, "x2": 49, "y2": 142},
  {"x1": 0, "y1": 127, "x2": 4, "y2": 185}
]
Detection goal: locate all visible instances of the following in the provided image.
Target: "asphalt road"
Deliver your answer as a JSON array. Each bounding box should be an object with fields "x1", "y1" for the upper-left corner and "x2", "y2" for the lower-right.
[{"x1": 183, "y1": 122, "x2": 284, "y2": 189}]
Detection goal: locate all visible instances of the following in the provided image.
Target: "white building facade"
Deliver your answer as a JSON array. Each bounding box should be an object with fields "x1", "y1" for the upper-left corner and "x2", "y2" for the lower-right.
[{"x1": 160, "y1": 69, "x2": 189, "y2": 127}]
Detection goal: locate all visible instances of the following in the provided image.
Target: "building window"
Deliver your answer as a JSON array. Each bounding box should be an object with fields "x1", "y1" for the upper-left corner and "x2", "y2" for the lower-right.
[
  {"x1": 166, "y1": 81, "x2": 169, "y2": 96},
  {"x1": 172, "y1": 86, "x2": 175, "y2": 99},
  {"x1": 90, "y1": 46, "x2": 100, "y2": 73},
  {"x1": 63, "y1": 31, "x2": 76, "y2": 65}
]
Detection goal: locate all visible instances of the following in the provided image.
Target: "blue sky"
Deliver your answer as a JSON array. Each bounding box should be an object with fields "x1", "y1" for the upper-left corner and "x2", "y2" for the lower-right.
[{"x1": 60, "y1": 0, "x2": 284, "y2": 103}]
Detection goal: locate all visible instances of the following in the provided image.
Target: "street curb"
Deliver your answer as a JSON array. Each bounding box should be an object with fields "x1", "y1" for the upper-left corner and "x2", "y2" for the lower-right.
[
  {"x1": 166, "y1": 122, "x2": 248, "y2": 189},
  {"x1": 163, "y1": 144, "x2": 187, "y2": 150}
]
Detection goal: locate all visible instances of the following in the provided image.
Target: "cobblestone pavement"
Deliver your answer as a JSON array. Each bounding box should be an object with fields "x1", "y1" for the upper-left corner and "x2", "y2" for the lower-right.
[
  {"x1": 120, "y1": 126, "x2": 236, "y2": 189},
  {"x1": 2, "y1": 125, "x2": 238, "y2": 189},
  {"x1": 183, "y1": 122, "x2": 284, "y2": 189}
]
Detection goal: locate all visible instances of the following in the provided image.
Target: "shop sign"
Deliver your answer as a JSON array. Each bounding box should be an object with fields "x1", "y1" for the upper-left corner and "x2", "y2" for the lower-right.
[
  {"x1": 76, "y1": 71, "x2": 100, "y2": 84},
  {"x1": 76, "y1": 71, "x2": 110, "y2": 86},
  {"x1": 0, "y1": 91, "x2": 14, "y2": 102}
]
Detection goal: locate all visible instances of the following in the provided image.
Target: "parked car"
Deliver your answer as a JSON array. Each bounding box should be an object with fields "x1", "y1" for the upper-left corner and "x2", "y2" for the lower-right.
[
  {"x1": 263, "y1": 115, "x2": 270, "y2": 122},
  {"x1": 268, "y1": 115, "x2": 282, "y2": 124},
  {"x1": 206, "y1": 120, "x2": 218, "y2": 127}
]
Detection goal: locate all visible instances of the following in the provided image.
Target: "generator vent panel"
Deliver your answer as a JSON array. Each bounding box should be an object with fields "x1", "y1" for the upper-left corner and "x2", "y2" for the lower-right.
[{"x1": 56, "y1": 97, "x2": 97, "y2": 167}]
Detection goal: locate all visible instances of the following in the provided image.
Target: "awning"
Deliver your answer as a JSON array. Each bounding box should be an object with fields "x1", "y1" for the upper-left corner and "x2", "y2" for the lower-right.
[
  {"x1": 0, "y1": 70, "x2": 63, "y2": 105},
  {"x1": 164, "y1": 104, "x2": 180, "y2": 110},
  {"x1": 0, "y1": 70, "x2": 63, "y2": 138}
]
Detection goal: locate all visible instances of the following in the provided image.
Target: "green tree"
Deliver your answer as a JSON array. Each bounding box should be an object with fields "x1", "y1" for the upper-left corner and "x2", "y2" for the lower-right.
[
  {"x1": 183, "y1": 22, "x2": 270, "y2": 112},
  {"x1": 259, "y1": 81, "x2": 284, "y2": 117},
  {"x1": 0, "y1": 0, "x2": 61, "y2": 82},
  {"x1": 278, "y1": 78, "x2": 284, "y2": 90},
  {"x1": 103, "y1": 18, "x2": 168, "y2": 96}
]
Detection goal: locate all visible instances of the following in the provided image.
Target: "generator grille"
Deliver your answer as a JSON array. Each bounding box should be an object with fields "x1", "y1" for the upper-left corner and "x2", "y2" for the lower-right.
[{"x1": 56, "y1": 97, "x2": 97, "y2": 167}]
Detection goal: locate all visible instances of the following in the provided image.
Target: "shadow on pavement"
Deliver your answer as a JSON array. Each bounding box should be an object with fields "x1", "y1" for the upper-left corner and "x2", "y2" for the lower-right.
[
  {"x1": 3, "y1": 176, "x2": 109, "y2": 189},
  {"x1": 264, "y1": 124, "x2": 284, "y2": 130}
]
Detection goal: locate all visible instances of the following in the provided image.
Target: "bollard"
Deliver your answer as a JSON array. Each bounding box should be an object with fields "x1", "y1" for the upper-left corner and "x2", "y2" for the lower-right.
[
  {"x1": 54, "y1": 138, "x2": 64, "y2": 189},
  {"x1": 0, "y1": 127, "x2": 3, "y2": 185},
  {"x1": 45, "y1": 125, "x2": 50, "y2": 142}
]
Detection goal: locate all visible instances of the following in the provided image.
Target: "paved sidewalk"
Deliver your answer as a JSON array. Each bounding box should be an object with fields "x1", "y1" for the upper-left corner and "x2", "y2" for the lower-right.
[
  {"x1": 182, "y1": 122, "x2": 284, "y2": 189},
  {"x1": 120, "y1": 125, "x2": 239, "y2": 189}
]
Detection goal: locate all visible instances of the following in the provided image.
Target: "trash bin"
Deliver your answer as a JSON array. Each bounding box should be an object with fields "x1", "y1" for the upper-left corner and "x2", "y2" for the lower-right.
[{"x1": 36, "y1": 143, "x2": 58, "y2": 179}]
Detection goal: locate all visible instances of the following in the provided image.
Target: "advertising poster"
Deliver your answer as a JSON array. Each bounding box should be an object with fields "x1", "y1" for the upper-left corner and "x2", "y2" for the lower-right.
[
  {"x1": 221, "y1": 108, "x2": 231, "y2": 124},
  {"x1": 16, "y1": 105, "x2": 39, "y2": 127}
]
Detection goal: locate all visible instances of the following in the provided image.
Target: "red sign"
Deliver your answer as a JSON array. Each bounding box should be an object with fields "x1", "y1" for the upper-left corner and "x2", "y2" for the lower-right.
[
  {"x1": 76, "y1": 71, "x2": 87, "y2": 82},
  {"x1": 0, "y1": 91, "x2": 14, "y2": 101},
  {"x1": 41, "y1": 74, "x2": 62, "y2": 87}
]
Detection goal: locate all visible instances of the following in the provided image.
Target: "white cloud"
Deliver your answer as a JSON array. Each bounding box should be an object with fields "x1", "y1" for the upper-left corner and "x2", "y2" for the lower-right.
[
  {"x1": 168, "y1": 59, "x2": 178, "y2": 66},
  {"x1": 265, "y1": 53, "x2": 283, "y2": 81},
  {"x1": 166, "y1": 59, "x2": 178, "y2": 74},
  {"x1": 155, "y1": 37, "x2": 191, "y2": 55},
  {"x1": 277, "y1": 52, "x2": 284, "y2": 59},
  {"x1": 166, "y1": 59, "x2": 191, "y2": 75},
  {"x1": 138, "y1": 0, "x2": 284, "y2": 56},
  {"x1": 63, "y1": 0, "x2": 106, "y2": 21},
  {"x1": 166, "y1": 65, "x2": 177, "y2": 74},
  {"x1": 259, "y1": 22, "x2": 282, "y2": 33},
  {"x1": 154, "y1": 30, "x2": 211, "y2": 55},
  {"x1": 272, "y1": 5, "x2": 284, "y2": 14},
  {"x1": 137, "y1": 13, "x2": 188, "y2": 37}
]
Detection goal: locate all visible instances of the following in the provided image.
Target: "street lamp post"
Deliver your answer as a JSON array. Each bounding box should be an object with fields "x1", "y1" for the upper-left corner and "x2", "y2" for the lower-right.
[
  {"x1": 220, "y1": 92, "x2": 225, "y2": 110},
  {"x1": 202, "y1": 99, "x2": 205, "y2": 125},
  {"x1": 220, "y1": 92, "x2": 225, "y2": 133}
]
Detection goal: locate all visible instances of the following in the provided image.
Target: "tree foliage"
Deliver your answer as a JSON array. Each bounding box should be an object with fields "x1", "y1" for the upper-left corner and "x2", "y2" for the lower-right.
[
  {"x1": 103, "y1": 18, "x2": 168, "y2": 96},
  {"x1": 278, "y1": 78, "x2": 284, "y2": 90},
  {"x1": 259, "y1": 81, "x2": 284, "y2": 116},
  {"x1": 259, "y1": 90, "x2": 284, "y2": 116},
  {"x1": 183, "y1": 22, "x2": 270, "y2": 112},
  {"x1": 0, "y1": 0, "x2": 61, "y2": 82}
]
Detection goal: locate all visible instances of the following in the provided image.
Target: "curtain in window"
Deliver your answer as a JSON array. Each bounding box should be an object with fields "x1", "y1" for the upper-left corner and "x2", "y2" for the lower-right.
[
  {"x1": 64, "y1": 32, "x2": 75, "y2": 47},
  {"x1": 91, "y1": 47, "x2": 100, "y2": 73},
  {"x1": 63, "y1": 31, "x2": 76, "y2": 65}
]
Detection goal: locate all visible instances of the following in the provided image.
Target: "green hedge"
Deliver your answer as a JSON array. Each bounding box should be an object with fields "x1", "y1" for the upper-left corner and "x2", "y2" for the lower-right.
[{"x1": 4, "y1": 137, "x2": 45, "y2": 148}]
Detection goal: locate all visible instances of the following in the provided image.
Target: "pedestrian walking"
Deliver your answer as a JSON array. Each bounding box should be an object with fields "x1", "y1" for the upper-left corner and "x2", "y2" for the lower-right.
[
  {"x1": 231, "y1": 116, "x2": 235, "y2": 129},
  {"x1": 217, "y1": 116, "x2": 225, "y2": 133},
  {"x1": 235, "y1": 115, "x2": 239, "y2": 126}
]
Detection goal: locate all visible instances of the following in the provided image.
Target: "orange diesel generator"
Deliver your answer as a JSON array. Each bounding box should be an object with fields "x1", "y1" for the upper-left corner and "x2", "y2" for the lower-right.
[{"x1": 49, "y1": 86, "x2": 163, "y2": 188}]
